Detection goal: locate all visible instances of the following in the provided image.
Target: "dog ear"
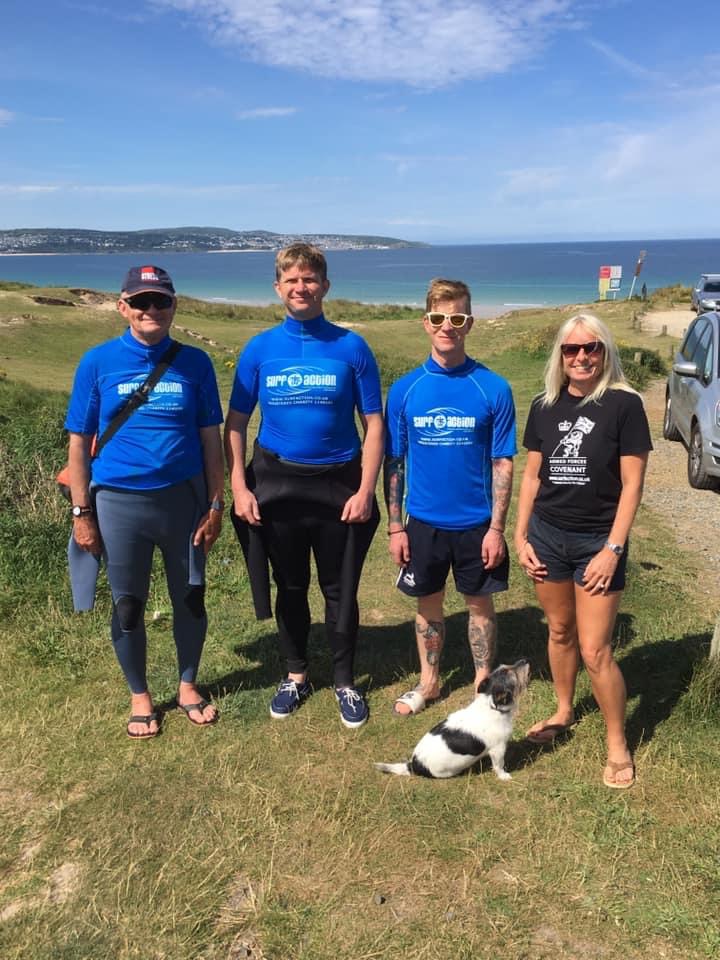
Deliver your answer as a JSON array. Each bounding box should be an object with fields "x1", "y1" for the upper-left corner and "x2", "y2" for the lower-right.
[{"x1": 477, "y1": 676, "x2": 491, "y2": 695}]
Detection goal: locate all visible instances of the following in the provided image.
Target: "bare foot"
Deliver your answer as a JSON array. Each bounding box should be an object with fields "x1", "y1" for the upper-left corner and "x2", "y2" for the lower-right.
[
  {"x1": 393, "y1": 682, "x2": 441, "y2": 716},
  {"x1": 177, "y1": 682, "x2": 218, "y2": 725},
  {"x1": 604, "y1": 748, "x2": 635, "y2": 788},
  {"x1": 128, "y1": 691, "x2": 159, "y2": 738},
  {"x1": 526, "y1": 710, "x2": 575, "y2": 744}
]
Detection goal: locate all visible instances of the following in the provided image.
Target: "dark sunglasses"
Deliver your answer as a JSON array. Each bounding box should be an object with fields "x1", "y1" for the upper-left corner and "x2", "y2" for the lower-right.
[
  {"x1": 124, "y1": 292, "x2": 174, "y2": 311},
  {"x1": 560, "y1": 340, "x2": 604, "y2": 358},
  {"x1": 425, "y1": 312, "x2": 472, "y2": 329}
]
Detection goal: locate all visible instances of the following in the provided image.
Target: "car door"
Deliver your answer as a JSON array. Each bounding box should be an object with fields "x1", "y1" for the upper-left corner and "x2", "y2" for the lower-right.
[
  {"x1": 673, "y1": 317, "x2": 707, "y2": 436},
  {"x1": 684, "y1": 320, "x2": 713, "y2": 436}
]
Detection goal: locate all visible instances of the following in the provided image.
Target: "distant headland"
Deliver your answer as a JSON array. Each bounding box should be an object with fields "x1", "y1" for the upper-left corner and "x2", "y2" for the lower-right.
[{"x1": 0, "y1": 227, "x2": 428, "y2": 255}]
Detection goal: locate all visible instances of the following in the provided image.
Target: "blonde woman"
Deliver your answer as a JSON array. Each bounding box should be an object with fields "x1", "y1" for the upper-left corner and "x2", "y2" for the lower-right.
[{"x1": 514, "y1": 314, "x2": 652, "y2": 788}]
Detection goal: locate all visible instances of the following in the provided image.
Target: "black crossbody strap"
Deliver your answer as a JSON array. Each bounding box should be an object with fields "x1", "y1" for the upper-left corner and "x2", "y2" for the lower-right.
[{"x1": 94, "y1": 340, "x2": 182, "y2": 457}]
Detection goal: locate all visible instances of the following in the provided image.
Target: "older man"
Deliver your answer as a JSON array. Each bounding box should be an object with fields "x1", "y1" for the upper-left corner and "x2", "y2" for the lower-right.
[
  {"x1": 384, "y1": 278, "x2": 516, "y2": 715},
  {"x1": 225, "y1": 244, "x2": 382, "y2": 728},
  {"x1": 66, "y1": 265, "x2": 225, "y2": 738}
]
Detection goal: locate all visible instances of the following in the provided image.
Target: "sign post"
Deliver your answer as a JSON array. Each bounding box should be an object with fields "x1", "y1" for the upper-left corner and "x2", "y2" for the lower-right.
[
  {"x1": 627, "y1": 250, "x2": 647, "y2": 300},
  {"x1": 598, "y1": 265, "x2": 622, "y2": 300}
]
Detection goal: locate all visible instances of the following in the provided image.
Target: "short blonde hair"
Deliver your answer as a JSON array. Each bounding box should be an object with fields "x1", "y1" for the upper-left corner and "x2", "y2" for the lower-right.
[
  {"x1": 425, "y1": 278, "x2": 471, "y2": 313},
  {"x1": 275, "y1": 243, "x2": 327, "y2": 281},
  {"x1": 542, "y1": 313, "x2": 634, "y2": 406}
]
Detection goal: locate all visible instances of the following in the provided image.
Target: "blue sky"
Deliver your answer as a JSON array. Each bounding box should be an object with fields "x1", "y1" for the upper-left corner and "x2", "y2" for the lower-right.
[{"x1": 1, "y1": 0, "x2": 718, "y2": 243}]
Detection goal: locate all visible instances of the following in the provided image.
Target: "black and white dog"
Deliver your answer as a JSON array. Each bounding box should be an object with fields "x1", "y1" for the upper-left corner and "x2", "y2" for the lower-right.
[{"x1": 375, "y1": 660, "x2": 530, "y2": 780}]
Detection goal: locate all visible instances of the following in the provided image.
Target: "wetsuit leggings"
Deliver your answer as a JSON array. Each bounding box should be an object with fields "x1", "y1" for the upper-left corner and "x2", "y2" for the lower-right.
[
  {"x1": 95, "y1": 479, "x2": 207, "y2": 694},
  {"x1": 262, "y1": 501, "x2": 359, "y2": 688}
]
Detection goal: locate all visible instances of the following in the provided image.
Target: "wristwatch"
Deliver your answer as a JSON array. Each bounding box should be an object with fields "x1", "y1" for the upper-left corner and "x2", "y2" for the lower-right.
[
  {"x1": 71, "y1": 505, "x2": 93, "y2": 518},
  {"x1": 604, "y1": 540, "x2": 624, "y2": 555},
  {"x1": 209, "y1": 498, "x2": 225, "y2": 512}
]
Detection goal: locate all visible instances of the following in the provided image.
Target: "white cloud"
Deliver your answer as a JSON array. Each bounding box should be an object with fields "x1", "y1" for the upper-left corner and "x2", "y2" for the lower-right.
[
  {"x1": 0, "y1": 182, "x2": 277, "y2": 196},
  {"x1": 586, "y1": 38, "x2": 656, "y2": 79},
  {"x1": 235, "y1": 106, "x2": 298, "y2": 119},
  {"x1": 496, "y1": 166, "x2": 567, "y2": 199},
  {"x1": 0, "y1": 184, "x2": 59, "y2": 194},
  {"x1": 155, "y1": 0, "x2": 577, "y2": 88},
  {"x1": 0, "y1": 108, "x2": 15, "y2": 127}
]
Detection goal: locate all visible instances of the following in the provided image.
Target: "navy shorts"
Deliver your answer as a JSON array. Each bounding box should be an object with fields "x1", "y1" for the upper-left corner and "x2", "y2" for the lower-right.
[
  {"x1": 396, "y1": 515, "x2": 510, "y2": 598},
  {"x1": 528, "y1": 513, "x2": 627, "y2": 590}
]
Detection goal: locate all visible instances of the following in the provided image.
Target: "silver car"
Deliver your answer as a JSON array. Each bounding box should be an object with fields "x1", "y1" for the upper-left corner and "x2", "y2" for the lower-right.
[
  {"x1": 691, "y1": 274, "x2": 720, "y2": 314},
  {"x1": 664, "y1": 311, "x2": 720, "y2": 489}
]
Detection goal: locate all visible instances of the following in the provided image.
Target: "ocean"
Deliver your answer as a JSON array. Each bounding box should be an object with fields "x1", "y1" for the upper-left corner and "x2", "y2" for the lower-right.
[{"x1": 1, "y1": 238, "x2": 718, "y2": 312}]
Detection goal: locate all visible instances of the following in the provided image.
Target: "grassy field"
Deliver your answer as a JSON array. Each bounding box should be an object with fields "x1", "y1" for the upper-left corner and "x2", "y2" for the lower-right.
[{"x1": 1, "y1": 282, "x2": 719, "y2": 960}]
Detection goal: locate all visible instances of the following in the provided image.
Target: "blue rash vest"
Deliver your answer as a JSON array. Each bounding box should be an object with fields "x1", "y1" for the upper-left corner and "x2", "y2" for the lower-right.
[
  {"x1": 385, "y1": 355, "x2": 517, "y2": 530},
  {"x1": 65, "y1": 329, "x2": 223, "y2": 490},
  {"x1": 229, "y1": 314, "x2": 382, "y2": 464}
]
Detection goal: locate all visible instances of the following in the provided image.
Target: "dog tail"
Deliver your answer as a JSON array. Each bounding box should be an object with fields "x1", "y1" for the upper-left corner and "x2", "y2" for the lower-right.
[{"x1": 374, "y1": 761, "x2": 412, "y2": 776}]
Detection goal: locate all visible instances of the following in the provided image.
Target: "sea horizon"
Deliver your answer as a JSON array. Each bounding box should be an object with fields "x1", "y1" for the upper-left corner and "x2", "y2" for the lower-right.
[{"x1": 1, "y1": 237, "x2": 718, "y2": 311}]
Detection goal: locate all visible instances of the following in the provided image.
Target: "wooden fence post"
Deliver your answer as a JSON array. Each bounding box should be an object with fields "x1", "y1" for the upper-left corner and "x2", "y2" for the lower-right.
[{"x1": 711, "y1": 616, "x2": 720, "y2": 660}]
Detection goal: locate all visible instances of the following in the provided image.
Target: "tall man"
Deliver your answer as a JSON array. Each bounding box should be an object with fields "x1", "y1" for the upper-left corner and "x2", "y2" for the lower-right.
[
  {"x1": 225, "y1": 244, "x2": 383, "y2": 728},
  {"x1": 384, "y1": 278, "x2": 516, "y2": 715}
]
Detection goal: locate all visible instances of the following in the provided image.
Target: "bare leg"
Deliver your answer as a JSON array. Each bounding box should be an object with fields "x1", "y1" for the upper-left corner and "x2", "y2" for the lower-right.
[
  {"x1": 464, "y1": 594, "x2": 497, "y2": 690},
  {"x1": 394, "y1": 590, "x2": 444, "y2": 715},
  {"x1": 575, "y1": 586, "x2": 633, "y2": 785},
  {"x1": 527, "y1": 579, "x2": 579, "y2": 739}
]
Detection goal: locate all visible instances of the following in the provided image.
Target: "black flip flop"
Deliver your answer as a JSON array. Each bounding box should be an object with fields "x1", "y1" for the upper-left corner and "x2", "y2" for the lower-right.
[
  {"x1": 177, "y1": 698, "x2": 218, "y2": 726},
  {"x1": 127, "y1": 711, "x2": 160, "y2": 739}
]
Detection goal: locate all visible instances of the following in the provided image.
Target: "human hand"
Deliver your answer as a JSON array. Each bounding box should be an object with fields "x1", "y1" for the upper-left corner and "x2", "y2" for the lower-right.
[
  {"x1": 516, "y1": 539, "x2": 547, "y2": 582},
  {"x1": 233, "y1": 489, "x2": 261, "y2": 525},
  {"x1": 581, "y1": 548, "x2": 618, "y2": 595},
  {"x1": 193, "y1": 510, "x2": 223, "y2": 554},
  {"x1": 481, "y1": 528, "x2": 506, "y2": 570},
  {"x1": 341, "y1": 489, "x2": 373, "y2": 523},
  {"x1": 73, "y1": 515, "x2": 102, "y2": 554},
  {"x1": 388, "y1": 530, "x2": 410, "y2": 565}
]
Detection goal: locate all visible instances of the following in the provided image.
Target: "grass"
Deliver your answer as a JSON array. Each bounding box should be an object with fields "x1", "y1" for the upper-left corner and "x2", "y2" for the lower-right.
[{"x1": 0, "y1": 288, "x2": 718, "y2": 959}]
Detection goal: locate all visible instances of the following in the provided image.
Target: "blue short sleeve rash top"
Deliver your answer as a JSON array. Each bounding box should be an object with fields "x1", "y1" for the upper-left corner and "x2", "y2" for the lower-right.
[
  {"x1": 65, "y1": 329, "x2": 223, "y2": 490},
  {"x1": 385, "y1": 356, "x2": 517, "y2": 529},
  {"x1": 229, "y1": 314, "x2": 382, "y2": 464}
]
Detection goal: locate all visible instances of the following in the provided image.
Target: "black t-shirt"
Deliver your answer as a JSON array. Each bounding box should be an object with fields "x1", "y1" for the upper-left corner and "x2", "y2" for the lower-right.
[{"x1": 523, "y1": 387, "x2": 653, "y2": 532}]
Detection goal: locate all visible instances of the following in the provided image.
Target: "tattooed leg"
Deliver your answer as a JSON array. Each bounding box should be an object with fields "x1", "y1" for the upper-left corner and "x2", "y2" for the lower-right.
[
  {"x1": 465, "y1": 594, "x2": 497, "y2": 691},
  {"x1": 394, "y1": 591, "x2": 444, "y2": 715}
]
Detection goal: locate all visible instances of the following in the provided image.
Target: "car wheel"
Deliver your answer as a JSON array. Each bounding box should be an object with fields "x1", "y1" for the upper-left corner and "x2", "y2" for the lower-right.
[
  {"x1": 662, "y1": 393, "x2": 681, "y2": 441},
  {"x1": 688, "y1": 423, "x2": 720, "y2": 489}
]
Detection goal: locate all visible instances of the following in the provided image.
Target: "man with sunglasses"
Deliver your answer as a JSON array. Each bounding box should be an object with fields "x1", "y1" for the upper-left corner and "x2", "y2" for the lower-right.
[
  {"x1": 384, "y1": 278, "x2": 516, "y2": 716},
  {"x1": 66, "y1": 265, "x2": 225, "y2": 739}
]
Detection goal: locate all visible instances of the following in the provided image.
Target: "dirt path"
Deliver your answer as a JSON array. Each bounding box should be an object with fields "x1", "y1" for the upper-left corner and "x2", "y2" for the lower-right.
[{"x1": 640, "y1": 307, "x2": 720, "y2": 607}]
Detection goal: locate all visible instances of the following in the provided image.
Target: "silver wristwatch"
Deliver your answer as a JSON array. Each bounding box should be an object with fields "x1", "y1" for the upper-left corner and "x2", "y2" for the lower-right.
[{"x1": 604, "y1": 540, "x2": 624, "y2": 556}]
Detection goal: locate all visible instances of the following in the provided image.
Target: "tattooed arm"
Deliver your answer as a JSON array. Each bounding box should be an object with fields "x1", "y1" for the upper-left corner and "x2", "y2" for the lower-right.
[
  {"x1": 383, "y1": 454, "x2": 410, "y2": 565},
  {"x1": 482, "y1": 456, "x2": 513, "y2": 570}
]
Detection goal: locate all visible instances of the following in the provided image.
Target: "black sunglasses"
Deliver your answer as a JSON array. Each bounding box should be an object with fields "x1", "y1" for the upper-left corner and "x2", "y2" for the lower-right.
[
  {"x1": 124, "y1": 292, "x2": 174, "y2": 311},
  {"x1": 560, "y1": 340, "x2": 604, "y2": 358}
]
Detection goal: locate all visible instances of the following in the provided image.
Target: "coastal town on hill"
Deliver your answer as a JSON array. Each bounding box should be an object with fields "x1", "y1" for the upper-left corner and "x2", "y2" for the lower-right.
[{"x1": 0, "y1": 227, "x2": 425, "y2": 255}]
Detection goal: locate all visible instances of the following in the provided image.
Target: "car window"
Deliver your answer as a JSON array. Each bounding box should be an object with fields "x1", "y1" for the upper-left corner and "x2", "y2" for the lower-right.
[
  {"x1": 702, "y1": 281, "x2": 720, "y2": 294},
  {"x1": 692, "y1": 323, "x2": 712, "y2": 379},
  {"x1": 704, "y1": 335, "x2": 714, "y2": 382},
  {"x1": 681, "y1": 317, "x2": 706, "y2": 361}
]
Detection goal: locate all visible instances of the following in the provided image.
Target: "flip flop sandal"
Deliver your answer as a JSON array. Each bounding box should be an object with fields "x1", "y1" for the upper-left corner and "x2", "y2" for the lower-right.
[
  {"x1": 525, "y1": 722, "x2": 575, "y2": 745},
  {"x1": 177, "y1": 698, "x2": 219, "y2": 726},
  {"x1": 127, "y1": 712, "x2": 160, "y2": 739},
  {"x1": 603, "y1": 759, "x2": 635, "y2": 789},
  {"x1": 392, "y1": 688, "x2": 439, "y2": 716}
]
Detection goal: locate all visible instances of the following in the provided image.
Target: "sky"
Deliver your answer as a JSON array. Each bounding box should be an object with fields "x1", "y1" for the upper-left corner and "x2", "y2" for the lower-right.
[{"x1": 1, "y1": 0, "x2": 719, "y2": 243}]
